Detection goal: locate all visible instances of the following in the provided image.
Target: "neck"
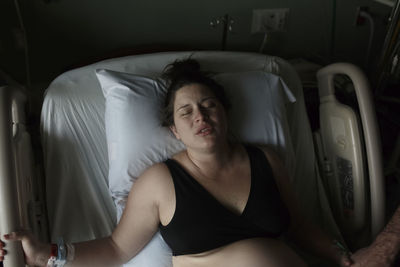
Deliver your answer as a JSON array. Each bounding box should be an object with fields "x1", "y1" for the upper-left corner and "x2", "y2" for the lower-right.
[{"x1": 186, "y1": 141, "x2": 234, "y2": 177}]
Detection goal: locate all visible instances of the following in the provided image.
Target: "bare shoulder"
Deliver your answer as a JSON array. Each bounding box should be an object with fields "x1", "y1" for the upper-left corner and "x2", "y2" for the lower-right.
[
  {"x1": 126, "y1": 162, "x2": 173, "y2": 207},
  {"x1": 134, "y1": 162, "x2": 172, "y2": 191},
  {"x1": 254, "y1": 144, "x2": 292, "y2": 190},
  {"x1": 255, "y1": 144, "x2": 284, "y2": 169},
  {"x1": 255, "y1": 145, "x2": 299, "y2": 213},
  {"x1": 141, "y1": 162, "x2": 171, "y2": 178}
]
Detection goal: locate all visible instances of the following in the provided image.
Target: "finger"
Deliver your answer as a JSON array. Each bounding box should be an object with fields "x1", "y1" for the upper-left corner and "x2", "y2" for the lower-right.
[
  {"x1": 341, "y1": 255, "x2": 354, "y2": 267},
  {"x1": 4, "y1": 230, "x2": 28, "y2": 241},
  {"x1": 343, "y1": 260, "x2": 352, "y2": 267},
  {"x1": 0, "y1": 249, "x2": 6, "y2": 256}
]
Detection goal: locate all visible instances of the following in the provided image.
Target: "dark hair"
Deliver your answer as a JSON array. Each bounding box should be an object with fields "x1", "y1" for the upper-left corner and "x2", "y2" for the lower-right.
[{"x1": 161, "y1": 59, "x2": 230, "y2": 127}]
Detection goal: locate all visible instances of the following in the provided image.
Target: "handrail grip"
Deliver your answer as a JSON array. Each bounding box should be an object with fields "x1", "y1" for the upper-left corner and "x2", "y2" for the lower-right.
[
  {"x1": 0, "y1": 85, "x2": 27, "y2": 267},
  {"x1": 317, "y1": 63, "x2": 385, "y2": 238}
]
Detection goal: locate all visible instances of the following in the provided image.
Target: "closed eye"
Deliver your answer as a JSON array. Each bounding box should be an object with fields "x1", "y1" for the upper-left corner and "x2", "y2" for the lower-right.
[
  {"x1": 202, "y1": 99, "x2": 217, "y2": 108},
  {"x1": 180, "y1": 109, "x2": 192, "y2": 116}
]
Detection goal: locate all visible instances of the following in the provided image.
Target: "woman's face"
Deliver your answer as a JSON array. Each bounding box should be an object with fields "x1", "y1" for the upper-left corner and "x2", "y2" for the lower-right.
[{"x1": 170, "y1": 83, "x2": 228, "y2": 151}]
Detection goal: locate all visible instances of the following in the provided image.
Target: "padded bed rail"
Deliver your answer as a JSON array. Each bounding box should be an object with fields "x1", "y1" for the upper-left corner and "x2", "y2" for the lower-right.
[
  {"x1": 0, "y1": 85, "x2": 30, "y2": 267},
  {"x1": 317, "y1": 63, "x2": 385, "y2": 239}
]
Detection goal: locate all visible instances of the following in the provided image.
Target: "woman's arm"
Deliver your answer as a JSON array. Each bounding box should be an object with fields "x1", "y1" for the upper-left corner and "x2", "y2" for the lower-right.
[
  {"x1": 1, "y1": 233, "x2": 127, "y2": 267},
  {"x1": 259, "y1": 146, "x2": 352, "y2": 266},
  {"x1": 1, "y1": 164, "x2": 168, "y2": 267}
]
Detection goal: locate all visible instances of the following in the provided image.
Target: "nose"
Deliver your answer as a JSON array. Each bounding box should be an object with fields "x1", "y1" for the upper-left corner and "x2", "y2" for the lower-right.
[{"x1": 194, "y1": 106, "x2": 208, "y2": 122}]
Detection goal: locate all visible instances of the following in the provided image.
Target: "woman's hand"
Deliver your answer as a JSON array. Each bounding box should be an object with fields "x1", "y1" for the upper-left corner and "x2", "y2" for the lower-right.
[
  {"x1": 349, "y1": 221, "x2": 400, "y2": 267},
  {"x1": 338, "y1": 253, "x2": 353, "y2": 267},
  {"x1": 0, "y1": 238, "x2": 5, "y2": 262},
  {"x1": 350, "y1": 243, "x2": 396, "y2": 267},
  {"x1": 0, "y1": 230, "x2": 50, "y2": 267}
]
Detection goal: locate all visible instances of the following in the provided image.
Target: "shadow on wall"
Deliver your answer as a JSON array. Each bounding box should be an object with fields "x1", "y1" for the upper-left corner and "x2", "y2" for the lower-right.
[
  {"x1": 4, "y1": 0, "x2": 332, "y2": 84},
  {"x1": 1, "y1": 0, "x2": 394, "y2": 87}
]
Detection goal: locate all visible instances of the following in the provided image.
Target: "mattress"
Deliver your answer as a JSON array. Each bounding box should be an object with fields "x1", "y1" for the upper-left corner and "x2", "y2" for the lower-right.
[{"x1": 40, "y1": 51, "x2": 341, "y2": 262}]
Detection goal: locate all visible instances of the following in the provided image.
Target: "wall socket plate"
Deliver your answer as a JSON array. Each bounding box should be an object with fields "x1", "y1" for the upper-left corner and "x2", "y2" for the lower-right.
[{"x1": 251, "y1": 8, "x2": 290, "y2": 33}]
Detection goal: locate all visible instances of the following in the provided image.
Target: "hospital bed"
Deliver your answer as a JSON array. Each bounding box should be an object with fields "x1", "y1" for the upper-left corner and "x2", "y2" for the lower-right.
[{"x1": 0, "y1": 51, "x2": 385, "y2": 266}]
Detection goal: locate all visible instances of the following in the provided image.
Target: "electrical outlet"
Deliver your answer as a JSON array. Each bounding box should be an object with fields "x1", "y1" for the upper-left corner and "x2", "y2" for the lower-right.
[{"x1": 251, "y1": 8, "x2": 289, "y2": 33}]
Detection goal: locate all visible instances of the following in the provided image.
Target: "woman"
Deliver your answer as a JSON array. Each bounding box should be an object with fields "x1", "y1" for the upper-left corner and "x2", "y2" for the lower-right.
[{"x1": 0, "y1": 59, "x2": 353, "y2": 267}]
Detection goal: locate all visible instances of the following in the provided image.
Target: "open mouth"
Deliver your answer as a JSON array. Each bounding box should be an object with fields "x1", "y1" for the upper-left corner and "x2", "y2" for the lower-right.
[{"x1": 196, "y1": 126, "x2": 212, "y2": 136}]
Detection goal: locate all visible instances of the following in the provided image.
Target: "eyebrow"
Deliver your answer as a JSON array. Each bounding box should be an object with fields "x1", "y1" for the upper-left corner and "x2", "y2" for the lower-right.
[
  {"x1": 176, "y1": 97, "x2": 217, "y2": 112},
  {"x1": 176, "y1": 104, "x2": 190, "y2": 112}
]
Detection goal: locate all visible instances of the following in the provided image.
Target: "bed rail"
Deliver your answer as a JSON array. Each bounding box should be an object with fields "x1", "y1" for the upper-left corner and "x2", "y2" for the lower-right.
[
  {"x1": 0, "y1": 85, "x2": 27, "y2": 267},
  {"x1": 317, "y1": 63, "x2": 385, "y2": 239}
]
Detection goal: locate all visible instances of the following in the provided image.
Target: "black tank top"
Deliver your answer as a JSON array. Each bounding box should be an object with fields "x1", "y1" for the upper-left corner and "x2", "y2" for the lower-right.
[{"x1": 159, "y1": 145, "x2": 290, "y2": 256}]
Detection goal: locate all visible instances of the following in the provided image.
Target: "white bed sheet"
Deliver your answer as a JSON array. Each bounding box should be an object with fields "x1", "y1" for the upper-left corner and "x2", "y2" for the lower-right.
[{"x1": 40, "y1": 51, "x2": 341, "y2": 254}]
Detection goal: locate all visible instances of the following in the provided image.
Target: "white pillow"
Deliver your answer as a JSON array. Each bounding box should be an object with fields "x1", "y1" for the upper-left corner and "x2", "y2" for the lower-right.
[
  {"x1": 214, "y1": 71, "x2": 296, "y2": 174},
  {"x1": 97, "y1": 69, "x2": 182, "y2": 267},
  {"x1": 97, "y1": 69, "x2": 185, "y2": 217},
  {"x1": 96, "y1": 69, "x2": 296, "y2": 267}
]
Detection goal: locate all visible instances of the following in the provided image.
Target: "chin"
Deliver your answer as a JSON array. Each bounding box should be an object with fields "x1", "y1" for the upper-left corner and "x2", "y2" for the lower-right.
[
  {"x1": 199, "y1": 139, "x2": 224, "y2": 151},
  {"x1": 186, "y1": 133, "x2": 226, "y2": 151}
]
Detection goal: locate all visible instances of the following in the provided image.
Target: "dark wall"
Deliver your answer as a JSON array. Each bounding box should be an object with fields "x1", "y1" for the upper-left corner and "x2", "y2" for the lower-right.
[{"x1": 0, "y1": 0, "x2": 393, "y2": 85}]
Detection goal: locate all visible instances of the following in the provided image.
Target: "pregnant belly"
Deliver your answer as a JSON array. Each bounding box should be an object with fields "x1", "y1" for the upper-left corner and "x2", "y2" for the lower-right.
[{"x1": 172, "y1": 237, "x2": 307, "y2": 267}]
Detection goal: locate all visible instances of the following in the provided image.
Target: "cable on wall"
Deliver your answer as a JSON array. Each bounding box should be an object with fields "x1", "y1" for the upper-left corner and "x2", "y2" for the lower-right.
[
  {"x1": 258, "y1": 33, "x2": 268, "y2": 53},
  {"x1": 329, "y1": 0, "x2": 337, "y2": 62},
  {"x1": 359, "y1": 10, "x2": 375, "y2": 68},
  {"x1": 13, "y1": 0, "x2": 31, "y2": 88}
]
